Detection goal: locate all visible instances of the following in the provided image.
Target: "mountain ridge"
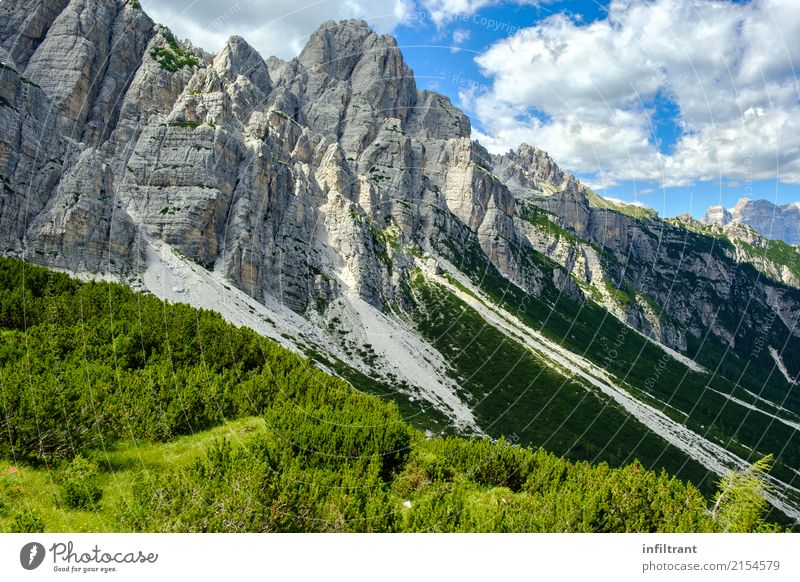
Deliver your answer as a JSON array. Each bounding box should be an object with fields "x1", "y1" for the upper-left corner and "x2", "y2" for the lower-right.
[
  {"x1": 701, "y1": 197, "x2": 800, "y2": 245},
  {"x1": 2, "y1": 0, "x2": 800, "y2": 522}
]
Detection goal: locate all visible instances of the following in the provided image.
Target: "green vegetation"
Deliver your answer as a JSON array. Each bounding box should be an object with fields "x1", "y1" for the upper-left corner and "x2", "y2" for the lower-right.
[
  {"x1": 405, "y1": 271, "x2": 708, "y2": 482},
  {"x1": 0, "y1": 258, "x2": 783, "y2": 531},
  {"x1": 386, "y1": 124, "x2": 407, "y2": 136},
  {"x1": 124, "y1": 430, "x2": 721, "y2": 532},
  {"x1": 269, "y1": 109, "x2": 303, "y2": 129},
  {"x1": 366, "y1": 164, "x2": 392, "y2": 185},
  {"x1": 10, "y1": 509, "x2": 44, "y2": 533},
  {"x1": 59, "y1": 456, "x2": 103, "y2": 510},
  {"x1": 603, "y1": 280, "x2": 635, "y2": 306},
  {"x1": 368, "y1": 222, "x2": 398, "y2": 275},
  {"x1": 432, "y1": 219, "x2": 800, "y2": 518},
  {"x1": 150, "y1": 32, "x2": 200, "y2": 72},
  {"x1": 518, "y1": 203, "x2": 580, "y2": 243},
  {"x1": 1, "y1": 418, "x2": 268, "y2": 532},
  {"x1": 0, "y1": 257, "x2": 325, "y2": 463},
  {"x1": 587, "y1": 190, "x2": 658, "y2": 219},
  {"x1": 711, "y1": 455, "x2": 779, "y2": 532},
  {"x1": 163, "y1": 120, "x2": 203, "y2": 129},
  {"x1": 738, "y1": 238, "x2": 800, "y2": 281}
]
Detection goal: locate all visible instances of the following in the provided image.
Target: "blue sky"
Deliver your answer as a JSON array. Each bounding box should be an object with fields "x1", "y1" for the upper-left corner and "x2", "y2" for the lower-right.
[
  {"x1": 146, "y1": 0, "x2": 800, "y2": 217},
  {"x1": 388, "y1": 0, "x2": 800, "y2": 217}
]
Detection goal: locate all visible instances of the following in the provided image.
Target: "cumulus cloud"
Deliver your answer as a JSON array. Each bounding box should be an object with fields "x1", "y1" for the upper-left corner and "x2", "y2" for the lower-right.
[
  {"x1": 141, "y1": 0, "x2": 413, "y2": 59},
  {"x1": 464, "y1": 0, "x2": 800, "y2": 187}
]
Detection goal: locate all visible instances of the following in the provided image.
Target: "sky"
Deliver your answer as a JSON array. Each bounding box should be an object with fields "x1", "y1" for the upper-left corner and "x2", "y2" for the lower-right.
[{"x1": 141, "y1": 0, "x2": 800, "y2": 218}]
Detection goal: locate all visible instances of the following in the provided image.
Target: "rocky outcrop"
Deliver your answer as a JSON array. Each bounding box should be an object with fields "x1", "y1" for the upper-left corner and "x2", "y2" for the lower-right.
[
  {"x1": 23, "y1": 0, "x2": 152, "y2": 139},
  {"x1": 496, "y1": 140, "x2": 800, "y2": 351},
  {"x1": 493, "y1": 143, "x2": 582, "y2": 197},
  {"x1": 291, "y1": 20, "x2": 418, "y2": 154}
]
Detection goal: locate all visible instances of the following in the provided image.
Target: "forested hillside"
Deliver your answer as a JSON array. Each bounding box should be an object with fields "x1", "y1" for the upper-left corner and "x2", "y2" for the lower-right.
[{"x1": 0, "y1": 258, "x2": 780, "y2": 532}]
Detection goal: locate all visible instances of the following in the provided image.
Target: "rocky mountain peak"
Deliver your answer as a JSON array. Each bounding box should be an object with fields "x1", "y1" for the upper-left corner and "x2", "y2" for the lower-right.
[
  {"x1": 286, "y1": 19, "x2": 418, "y2": 152},
  {"x1": 298, "y1": 19, "x2": 407, "y2": 81},
  {"x1": 702, "y1": 205, "x2": 732, "y2": 226},
  {"x1": 492, "y1": 142, "x2": 583, "y2": 198},
  {"x1": 701, "y1": 197, "x2": 800, "y2": 244},
  {"x1": 212, "y1": 35, "x2": 270, "y2": 92}
]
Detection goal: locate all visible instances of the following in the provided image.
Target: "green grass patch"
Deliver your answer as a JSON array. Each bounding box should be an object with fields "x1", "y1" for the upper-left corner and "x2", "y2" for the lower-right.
[
  {"x1": 150, "y1": 32, "x2": 200, "y2": 72},
  {"x1": 587, "y1": 190, "x2": 658, "y2": 219},
  {"x1": 0, "y1": 418, "x2": 268, "y2": 532},
  {"x1": 738, "y1": 238, "x2": 800, "y2": 281},
  {"x1": 518, "y1": 203, "x2": 581, "y2": 244}
]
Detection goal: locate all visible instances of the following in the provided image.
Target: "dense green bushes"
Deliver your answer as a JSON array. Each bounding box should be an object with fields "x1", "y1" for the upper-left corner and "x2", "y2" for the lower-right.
[
  {"x1": 59, "y1": 455, "x2": 102, "y2": 510},
  {"x1": 150, "y1": 32, "x2": 200, "y2": 72},
  {"x1": 122, "y1": 428, "x2": 724, "y2": 532},
  {"x1": 264, "y1": 401, "x2": 411, "y2": 477},
  {"x1": 0, "y1": 258, "x2": 782, "y2": 532},
  {"x1": 9, "y1": 508, "x2": 44, "y2": 533},
  {"x1": 120, "y1": 437, "x2": 398, "y2": 533},
  {"x1": 0, "y1": 258, "x2": 352, "y2": 463}
]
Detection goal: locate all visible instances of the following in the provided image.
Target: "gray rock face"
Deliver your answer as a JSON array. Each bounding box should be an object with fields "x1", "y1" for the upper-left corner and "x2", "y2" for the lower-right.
[
  {"x1": 494, "y1": 141, "x2": 800, "y2": 350},
  {"x1": 0, "y1": 60, "x2": 67, "y2": 255},
  {"x1": 291, "y1": 20, "x2": 419, "y2": 154},
  {"x1": 493, "y1": 143, "x2": 581, "y2": 197},
  {"x1": 702, "y1": 205, "x2": 732, "y2": 228},
  {"x1": 24, "y1": 0, "x2": 128, "y2": 136},
  {"x1": 702, "y1": 198, "x2": 800, "y2": 244},
  {"x1": 25, "y1": 148, "x2": 142, "y2": 272},
  {"x1": 1, "y1": 0, "x2": 799, "y2": 360},
  {"x1": 0, "y1": 0, "x2": 70, "y2": 69}
]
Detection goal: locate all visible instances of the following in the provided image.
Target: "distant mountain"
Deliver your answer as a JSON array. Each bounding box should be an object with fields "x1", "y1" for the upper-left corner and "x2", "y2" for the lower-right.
[
  {"x1": 701, "y1": 198, "x2": 800, "y2": 245},
  {"x1": 2, "y1": 0, "x2": 800, "y2": 523}
]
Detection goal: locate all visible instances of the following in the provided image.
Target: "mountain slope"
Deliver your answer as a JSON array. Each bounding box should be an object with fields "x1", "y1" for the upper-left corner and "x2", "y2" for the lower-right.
[{"x1": 1, "y1": 0, "x2": 799, "y2": 523}]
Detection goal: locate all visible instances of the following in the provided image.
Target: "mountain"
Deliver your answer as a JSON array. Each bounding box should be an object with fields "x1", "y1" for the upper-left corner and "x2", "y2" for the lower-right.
[
  {"x1": 702, "y1": 198, "x2": 800, "y2": 245},
  {"x1": 2, "y1": 0, "x2": 800, "y2": 523}
]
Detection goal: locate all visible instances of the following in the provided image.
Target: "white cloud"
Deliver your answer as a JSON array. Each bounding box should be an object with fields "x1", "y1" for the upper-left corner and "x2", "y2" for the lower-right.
[
  {"x1": 466, "y1": 0, "x2": 800, "y2": 187},
  {"x1": 451, "y1": 28, "x2": 471, "y2": 52},
  {"x1": 420, "y1": 1, "x2": 505, "y2": 26},
  {"x1": 418, "y1": 0, "x2": 557, "y2": 27},
  {"x1": 141, "y1": 0, "x2": 413, "y2": 59},
  {"x1": 452, "y1": 28, "x2": 471, "y2": 44}
]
